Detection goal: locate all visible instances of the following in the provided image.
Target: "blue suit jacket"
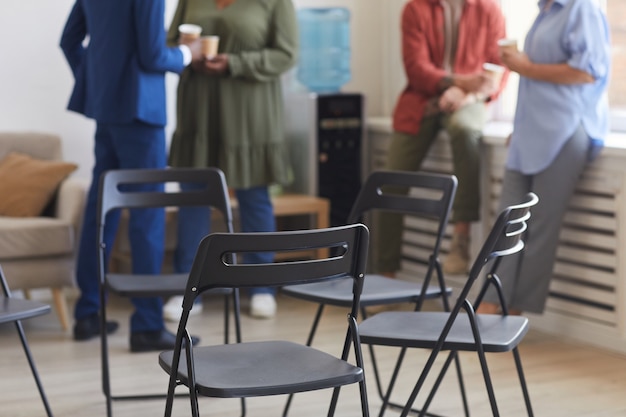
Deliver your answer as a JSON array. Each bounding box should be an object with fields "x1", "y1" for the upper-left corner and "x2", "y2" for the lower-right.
[{"x1": 60, "y1": 0, "x2": 185, "y2": 126}]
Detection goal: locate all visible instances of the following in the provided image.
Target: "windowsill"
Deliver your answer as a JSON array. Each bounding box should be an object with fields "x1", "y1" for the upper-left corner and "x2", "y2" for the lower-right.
[{"x1": 367, "y1": 117, "x2": 626, "y2": 157}]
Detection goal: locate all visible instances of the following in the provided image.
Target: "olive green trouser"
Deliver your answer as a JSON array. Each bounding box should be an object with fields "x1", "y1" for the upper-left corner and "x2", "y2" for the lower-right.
[{"x1": 375, "y1": 102, "x2": 486, "y2": 273}]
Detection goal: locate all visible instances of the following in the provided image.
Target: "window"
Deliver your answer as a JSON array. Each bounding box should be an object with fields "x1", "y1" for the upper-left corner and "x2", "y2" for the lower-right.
[{"x1": 606, "y1": 0, "x2": 626, "y2": 131}]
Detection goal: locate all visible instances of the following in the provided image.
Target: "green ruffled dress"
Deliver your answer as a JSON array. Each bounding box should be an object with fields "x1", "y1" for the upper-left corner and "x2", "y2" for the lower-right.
[{"x1": 167, "y1": 0, "x2": 298, "y2": 189}]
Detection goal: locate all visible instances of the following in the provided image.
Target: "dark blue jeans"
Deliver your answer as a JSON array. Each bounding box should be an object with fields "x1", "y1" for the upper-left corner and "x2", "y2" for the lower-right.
[{"x1": 74, "y1": 120, "x2": 166, "y2": 332}]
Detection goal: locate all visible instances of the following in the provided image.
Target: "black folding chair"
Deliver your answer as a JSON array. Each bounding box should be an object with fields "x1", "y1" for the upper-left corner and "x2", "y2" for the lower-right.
[
  {"x1": 359, "y1": 192, "x2": 539, "y2": 417},
  {"x1": 0, "y1": 264, "x2": 53, "y2": 417},
  {"x1": 159, "y1": 224, "x2": 371, "y2": 417},
  {"x1": 97, "y1": 167, "x2": 242, "y2": 417},
  {"x1": 281, "y1": 170, "x2": 465, "y2": 414}
]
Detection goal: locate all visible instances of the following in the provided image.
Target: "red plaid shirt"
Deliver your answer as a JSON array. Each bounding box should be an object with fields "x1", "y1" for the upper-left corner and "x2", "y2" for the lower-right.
[{"x1": 393, "y1": 0, "x2": 507, "y2": 134}]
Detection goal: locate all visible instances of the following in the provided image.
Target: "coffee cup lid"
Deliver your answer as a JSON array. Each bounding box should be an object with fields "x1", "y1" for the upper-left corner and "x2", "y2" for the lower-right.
[
  {"x1": 483, "y1": 63, "x2": 505, "y2": 72},
  {"x1": 497, "y1": 38, "x2": 517, "y2": 46},
  {"x1": 178, "y1": 24, "x2": 202, "y2": 35}
]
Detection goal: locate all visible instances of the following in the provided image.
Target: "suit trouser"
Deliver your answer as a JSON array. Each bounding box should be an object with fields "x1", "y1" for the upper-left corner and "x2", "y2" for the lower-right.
[
  {"x1": 74, "y1": 120, "x2": 167, "y2": 332},
  {"x1": 376, "y1": 103, "x2": 486, "y2": 273},
  {"x1": 175, "y1": 185, "x2": 276, "y2": 296},
  {"x1": 484, "y1": 124, "x2": 591, "y2": 313}
]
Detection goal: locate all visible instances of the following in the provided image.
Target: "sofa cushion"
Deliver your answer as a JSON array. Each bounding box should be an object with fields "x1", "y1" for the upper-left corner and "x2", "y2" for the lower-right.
[
  {"x1": 0, "y1": 152, "x2": 77, "y2": 217},
  {"x1": 0, "y1": 216, "x2": 74, "y2": 259}
]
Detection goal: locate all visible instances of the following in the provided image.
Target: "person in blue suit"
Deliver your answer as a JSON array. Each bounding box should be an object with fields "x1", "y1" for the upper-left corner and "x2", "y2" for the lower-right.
[{"x1": 60, "y1": 0, "x2": 202, "y2": 352}]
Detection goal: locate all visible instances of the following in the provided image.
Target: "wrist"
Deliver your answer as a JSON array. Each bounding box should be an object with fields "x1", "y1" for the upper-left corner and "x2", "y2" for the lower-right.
[
  {"x1": 439, "y1": 75, "x2": 454, "y2": 93},
  {"x1": 474, "y1": 92, "x2": 487, "y2": 102}
]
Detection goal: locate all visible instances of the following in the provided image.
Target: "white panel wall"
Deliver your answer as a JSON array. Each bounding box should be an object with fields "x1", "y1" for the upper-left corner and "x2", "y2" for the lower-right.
[{"x1": 0, "y1": 0, "x2": 392, "y2": 180}]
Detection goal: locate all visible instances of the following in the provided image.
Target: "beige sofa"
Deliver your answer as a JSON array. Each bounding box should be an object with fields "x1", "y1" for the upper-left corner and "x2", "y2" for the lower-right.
[{"x1": 0, "y1": 132, "x2": 87, "y2": 330}]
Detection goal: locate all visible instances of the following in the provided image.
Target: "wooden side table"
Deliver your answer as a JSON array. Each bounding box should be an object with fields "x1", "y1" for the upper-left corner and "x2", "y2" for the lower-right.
[
  {"x1": 110, "y1": 193, "x2": 331, "y2": 272},
  {"x1": 230, "y1": 194, "x2": 330, "y2": 260}
]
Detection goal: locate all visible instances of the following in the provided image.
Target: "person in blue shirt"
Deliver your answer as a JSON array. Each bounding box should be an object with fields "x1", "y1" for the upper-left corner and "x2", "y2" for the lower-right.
[
  {"x1": 60, "y1": 0, "x2": 202, "y2": 352},
  {"x1": 478, "y1": 0, "x2": 611, "y2": 315}
]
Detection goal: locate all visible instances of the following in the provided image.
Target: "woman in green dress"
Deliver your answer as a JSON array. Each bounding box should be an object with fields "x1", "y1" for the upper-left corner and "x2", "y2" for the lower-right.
[{"x1": 165, "y1": 0, "x2": 298, "y2": 319}]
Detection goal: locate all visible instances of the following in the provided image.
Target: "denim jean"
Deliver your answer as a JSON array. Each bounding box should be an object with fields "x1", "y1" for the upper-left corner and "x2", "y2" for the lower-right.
[{"x1": 74, "y1": 121, "x2": 166, "y2": 333}]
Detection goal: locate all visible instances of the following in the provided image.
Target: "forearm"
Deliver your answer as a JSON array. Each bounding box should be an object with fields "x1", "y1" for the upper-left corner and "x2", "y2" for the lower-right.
[
  {"x1": 519, "y1": 62, "x2": 594, "y2": 84},
  {"x1": 437, "y1": 73, "x2": 487, "y2": 94}
]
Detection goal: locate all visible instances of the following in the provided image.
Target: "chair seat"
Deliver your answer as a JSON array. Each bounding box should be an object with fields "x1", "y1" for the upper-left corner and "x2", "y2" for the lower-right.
[
  {"x1": 159, "y1": 340, "x2": 364, "y2": 398},
  {"x1": 0, "y1": 297, "x2": 51, "y2": 324},
  {"x1": 106, "y1": 273, "x2": 232, "y2": 298},
  {"x1": 359, "y1": 311, "x2": 529, "y2": 353},
  {"x1": 282, "y1": 274, "x2": 449, "y2": 307}
]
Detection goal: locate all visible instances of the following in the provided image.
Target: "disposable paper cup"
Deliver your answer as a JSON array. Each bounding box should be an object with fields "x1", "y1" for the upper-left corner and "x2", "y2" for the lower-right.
[
  {"x1": 497, "y1": 38, "x2": 518, "y2": 53},
  {"x1": 201, "y1": 36, "x2": 220, "y2": 59},
  {"x1": 483, "y1": 62, "x2": 506, "y2": 86},
  {"x1": 178, "y1": 24, "x2": 202, "y2": 43}
]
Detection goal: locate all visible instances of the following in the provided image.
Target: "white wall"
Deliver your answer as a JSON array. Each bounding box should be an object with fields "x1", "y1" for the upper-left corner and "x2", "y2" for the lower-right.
[
  {"x1": 0, "y1": 1, "x2": 94, "y2": 178},
  {"x1": 0, "y1": 0, "x2": 395, "y2": 180}
]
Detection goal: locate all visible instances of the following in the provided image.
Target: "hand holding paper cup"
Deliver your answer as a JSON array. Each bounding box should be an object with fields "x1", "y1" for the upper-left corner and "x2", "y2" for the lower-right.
[
  {"x1": 483, "y1": 62, "x2": 505, "y2": 81},
  {"x1": 497, "y1": 38, "x2": 518, "y2": 53},
  {"x1": 482, "y1": 62, "x2": 505, "y2": 91},
  {"x1": 178, "y1": 24, "x2": 202, "y2": 44},
  {"x1": 201, "y1": 36, "x2": 220, "y2": 59}
]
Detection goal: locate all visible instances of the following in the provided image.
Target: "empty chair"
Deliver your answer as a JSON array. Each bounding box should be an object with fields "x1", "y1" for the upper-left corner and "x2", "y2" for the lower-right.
[
  {"x1": 281, "y1": 170, "x2": 462, "y2": 412},
  {"x1": 0, "y1": 264, "x2": 53, "y2": 417},
  {"x1": 97, "y1": 167, "x2": 242, "y2": 417},
  {"x1": 159, "y1": 224, "x2": 371, "y2": 417},
  {"x1": 358, "y1": 192, "x2": 539, "y2": 417}
]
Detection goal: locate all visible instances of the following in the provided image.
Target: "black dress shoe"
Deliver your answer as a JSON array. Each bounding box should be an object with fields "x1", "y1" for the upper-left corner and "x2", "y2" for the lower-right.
[
  {"x1": 130, "y1": 329, "x2": 200, "y2": 353},
  {"x1": 73, "y1": 314, "x2": 119, "y2": 341}
]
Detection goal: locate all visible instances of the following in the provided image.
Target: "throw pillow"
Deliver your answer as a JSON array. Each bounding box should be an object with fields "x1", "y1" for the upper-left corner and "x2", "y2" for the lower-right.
[{"x1": 0, "y1": 152, "x2": 78, "y2": 217}]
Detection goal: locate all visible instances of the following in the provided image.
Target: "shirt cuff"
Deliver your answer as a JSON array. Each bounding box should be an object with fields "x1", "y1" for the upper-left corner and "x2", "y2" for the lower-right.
[{"x1": 179, "y1": 45, "x2": 192, "y2": 66}]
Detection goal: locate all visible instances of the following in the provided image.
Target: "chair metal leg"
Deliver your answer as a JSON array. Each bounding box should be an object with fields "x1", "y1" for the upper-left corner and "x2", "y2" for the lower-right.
[
  {"x1": 15, "y1": 320, "x2": 54, "y2": 417},
  {"x1": 398, "y1": 349, "x2": 441, "y2": 417},
  {"x1": 231, "y1": 290, "x2": 246, "y2": 417},
  {"x1": 282, "y1": 303, "x2": 326, "y2": 417},
  {"x1": 328, "y1": 316, "x2": 369, "y2": 417},
  {"x1": 232, "y1": 289, "x2": 243, "y2": 344},
  {"x1": 102, "y1": 291, "x2": 243, "y2": 416},
  {"x1": 451, "y1": 351, "x2": 470, "y2": 417},
  {"x1": 464, "y1": 305, "x2": 500, "y2": 417},
  {"x1": 476, "y1": 347, "x2": 500, "y2": 416},
  {"x1": 372, "y1": 309, "x2": 468, "y2": 415},
  {"x1": 376, "y1": 346, "x2": 407, "y2": 417},
  {"x1": 100, "y1": 287, "x2": 113, "y2": 417},
  {"x1": 513, "y1": 347, "x2": 534, "y2": 417},
  {"x1": 224, "y1": 294, "x2": 230, "y2": 344},
  {"x1": 361, "y1": 306, "x2": 396, "y2": 404}
]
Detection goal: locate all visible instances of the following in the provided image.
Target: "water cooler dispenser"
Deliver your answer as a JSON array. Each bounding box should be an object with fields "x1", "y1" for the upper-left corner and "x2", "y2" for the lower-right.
[
  {"x1": 284, "y1": 7, "x2": 365, "y2": 226},
  {"x1": 284, "y1": 92, "x2": 364, "y2": 226}
]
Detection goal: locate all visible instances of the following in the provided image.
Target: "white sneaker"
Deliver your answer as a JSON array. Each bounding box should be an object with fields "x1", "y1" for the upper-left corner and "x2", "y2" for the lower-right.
[
  {"x1": 163, "y1": 295, "x2": 203, "y2": 322},
  {"x1": 249, "y1": 294, "x2": 276, "y2": 319}
]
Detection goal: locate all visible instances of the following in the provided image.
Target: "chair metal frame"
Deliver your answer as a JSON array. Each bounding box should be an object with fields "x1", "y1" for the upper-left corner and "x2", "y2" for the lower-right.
[
  {"x1": 0, "y1": 264, "x2": 54, "y2": 417},
  {"x1": 97, "y1": 167, "x2": 242, "y2": 417},
  {"x1": 159, "y1": 224, "x2": 371, "y2": 417},
  {"x1": 359, "y1": 193, "x2": 539, "y2": 417},
  {"x1": 281, "y1": 170, "x2": 467, "y2": 415}
]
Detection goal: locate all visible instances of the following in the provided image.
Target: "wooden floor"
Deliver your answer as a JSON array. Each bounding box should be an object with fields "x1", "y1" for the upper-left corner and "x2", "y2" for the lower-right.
[{"x1": 3, "y1": 292, "x2": 626, "y2": 417}]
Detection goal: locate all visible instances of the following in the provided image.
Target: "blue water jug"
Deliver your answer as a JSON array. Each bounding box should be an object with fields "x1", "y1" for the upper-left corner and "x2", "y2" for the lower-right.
[{"x1": 296, "y1": 7, "x2": 351, "y2": 93}]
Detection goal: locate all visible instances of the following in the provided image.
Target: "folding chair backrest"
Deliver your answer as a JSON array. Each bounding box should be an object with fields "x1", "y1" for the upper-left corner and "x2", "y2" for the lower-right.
[
  {"x1": 470, "y1": 192, "x2": 538, "y2": 279},
  {"x1": 346, "y1": 170, "x2": 457, "y2": 250},
  {"x1": 456, "y1": 192, "x2": 539, "y2": 309},
  {"x1": 184, "y1": 224, "x2": 370, "y2": 310},
  {"x1": 98, "y1": 167, "x2": 233, "y2": 232}
]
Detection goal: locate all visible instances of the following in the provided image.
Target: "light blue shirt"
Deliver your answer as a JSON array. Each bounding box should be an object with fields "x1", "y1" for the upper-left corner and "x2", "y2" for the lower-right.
[{"x1": 507, "y1": 0, "x2": 611, "y2": 174}]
